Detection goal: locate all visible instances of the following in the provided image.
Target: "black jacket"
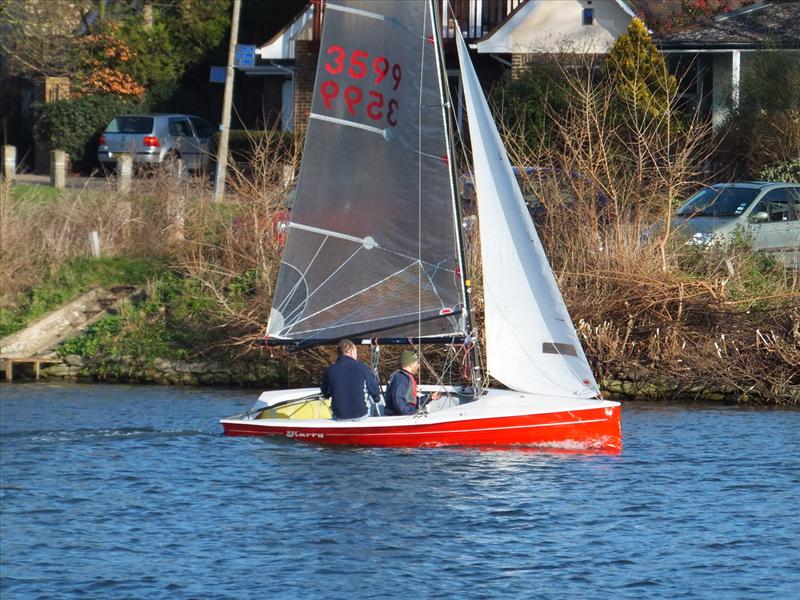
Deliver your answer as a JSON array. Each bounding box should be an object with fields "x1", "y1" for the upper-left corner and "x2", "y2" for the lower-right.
[{"x1": 321, "y1": 355, "x2": 380, "y2": 419}]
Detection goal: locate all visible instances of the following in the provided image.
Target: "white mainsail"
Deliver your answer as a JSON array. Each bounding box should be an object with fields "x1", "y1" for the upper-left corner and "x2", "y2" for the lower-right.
[{"x1": 455, "y1": 31, "x2": 599, "y2": 398}]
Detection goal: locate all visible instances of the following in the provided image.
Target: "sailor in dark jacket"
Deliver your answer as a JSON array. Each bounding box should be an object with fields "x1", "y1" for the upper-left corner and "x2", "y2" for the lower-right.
[
  {"x1": 385, "y1": 350, "x2": 440, "y2": 416},
  {"x1": 321, "y1": 339, "x2": 381, "y2": 420}
]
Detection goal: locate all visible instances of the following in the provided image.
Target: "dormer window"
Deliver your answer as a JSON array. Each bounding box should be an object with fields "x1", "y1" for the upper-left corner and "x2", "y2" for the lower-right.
[{"x1": 583, "y1": 8, "x2": 594, "y2": 26}]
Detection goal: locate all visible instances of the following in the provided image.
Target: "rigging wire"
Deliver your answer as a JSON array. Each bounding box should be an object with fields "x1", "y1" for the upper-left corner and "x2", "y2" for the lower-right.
[{"x1": 416, "y1": 0, "x2": 428, "y2": 366}]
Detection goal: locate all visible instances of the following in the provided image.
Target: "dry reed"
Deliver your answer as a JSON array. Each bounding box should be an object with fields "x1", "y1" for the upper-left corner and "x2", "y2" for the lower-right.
[{"x1": 1, "y1": 75, "x2": 797, "y2": 401}]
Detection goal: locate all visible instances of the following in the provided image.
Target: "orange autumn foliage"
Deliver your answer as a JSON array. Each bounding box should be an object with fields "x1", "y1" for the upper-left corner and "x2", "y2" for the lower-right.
[
  {"x1": 79, "y1": 28, "x2": 144, "y2": 97},
  {"x1": 85, "y1": 66, "x2": 145, "y2": 96}
]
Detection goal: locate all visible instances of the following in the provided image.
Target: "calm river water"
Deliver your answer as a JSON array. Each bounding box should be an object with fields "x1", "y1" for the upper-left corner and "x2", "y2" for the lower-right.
[{"x1": 1, "y1": 383, "x2": 798, "y2": 599}]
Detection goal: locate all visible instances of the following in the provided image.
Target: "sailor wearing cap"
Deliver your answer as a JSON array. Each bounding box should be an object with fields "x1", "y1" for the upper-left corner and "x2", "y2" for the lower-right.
[{"x1": 385, "y1": 350, "x2": 440, "y2": 416}]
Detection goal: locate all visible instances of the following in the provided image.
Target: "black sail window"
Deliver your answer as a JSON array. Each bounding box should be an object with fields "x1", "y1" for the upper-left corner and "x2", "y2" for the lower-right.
[{"x1": 543, "y1": 342, "x2": 577, "y2": 357}]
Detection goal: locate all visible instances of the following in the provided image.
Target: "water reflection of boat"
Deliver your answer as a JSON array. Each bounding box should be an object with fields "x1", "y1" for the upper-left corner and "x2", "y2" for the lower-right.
[{"x1": 221, "y1": 0, "x2": 621, "y2": 451}]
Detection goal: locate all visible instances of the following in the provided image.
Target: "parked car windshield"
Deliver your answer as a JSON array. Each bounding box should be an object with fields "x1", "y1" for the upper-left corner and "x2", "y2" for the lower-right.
[
  {"x1": 676, "y1": 187, "x2": 760, "y2": 217},
  {"x1": 105, "y1": 116, "x2": 154, "y2": 134}
]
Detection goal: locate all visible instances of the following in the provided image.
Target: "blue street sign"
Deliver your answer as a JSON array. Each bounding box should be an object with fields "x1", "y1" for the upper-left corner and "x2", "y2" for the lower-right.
[
  {"x1": 235, "y1": 55, "x2": 255, "y2": 68},
  {"x1": 235, "y1": 44, "x2": 256, "y2": 68},
  {"x1": 209, "y1": 66, "x2": 226, "y2": 83}
]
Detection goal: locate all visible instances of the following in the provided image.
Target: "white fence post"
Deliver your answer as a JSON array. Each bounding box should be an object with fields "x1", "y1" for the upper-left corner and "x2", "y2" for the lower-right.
[
  {"x1": 50, "y1": 150, "x2": 66, "y2": 189},
  {"x1": 171, "y1": 157, "x2": 184, "y2": 180},
  {"x1": 282, "y1": 164, "x2": 295, "y2": 188},
  {"x1": 2, "y1": 145, "x2": 16, "y2": 182},
  {"x1": 118, "y1": 154, "x2": 133, "y2": 194},
  {"x1": 167, "y1": 192, "x2": 185, "y2": 242},
  {"x1": 89, "y1": 231, "x2": 101, "y2": 257}
]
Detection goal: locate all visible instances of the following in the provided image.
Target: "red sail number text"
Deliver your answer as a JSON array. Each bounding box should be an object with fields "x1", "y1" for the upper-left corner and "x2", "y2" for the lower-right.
[{"x1": 319, "y1": 44, "x2": 402, "y2": 127}]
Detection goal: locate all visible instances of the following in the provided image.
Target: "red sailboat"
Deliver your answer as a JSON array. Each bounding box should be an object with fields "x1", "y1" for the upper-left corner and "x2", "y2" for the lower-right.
[{"x1": 221, "y1": 0, "x2": 622, "y2": 451}]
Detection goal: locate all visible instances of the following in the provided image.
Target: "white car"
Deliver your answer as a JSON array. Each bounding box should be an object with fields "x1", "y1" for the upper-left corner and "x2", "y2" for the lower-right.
[{"x1": 672, "y1": 182, "x2": 800, "y2": 268}]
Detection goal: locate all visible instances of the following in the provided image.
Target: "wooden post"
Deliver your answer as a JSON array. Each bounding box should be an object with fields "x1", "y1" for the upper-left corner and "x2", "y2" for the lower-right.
[
  {"x1": 167, "y1": 192, "x2": 185, "y2": 242},
  {"x1": 2, "y1": 145, "x2": 16, "y2": 182},
  {"x1": 213, "y1": 0, "x2": 242, "y2": 202},
  {"x1": 171, "y1": 157, "x2": 184, "y2": 180},
  {"x1": 50, "y1": 150, "x2": 66, "y2": 189},
  {"x1": 4, "y1": 360, "x2": 13, "y2": 382},
  {"x1": 34, "y1": 360, "x2": 40, "y2": 381},
  {"x1": 118, "y1": 154, "x2": 133, "y2": 193}
]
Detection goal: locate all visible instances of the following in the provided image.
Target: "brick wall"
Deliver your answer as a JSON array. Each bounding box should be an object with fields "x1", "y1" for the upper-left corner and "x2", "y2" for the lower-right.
[
  {"x1": 511, "y1": 53, "x2": 527, "y2": 80},
  {"x1": 293, "y1": 40, "x2": 319, "y2": 134},
  {"x1": 260, "y1": 78, "x2": 284, "y2": 130},
  {"x1": 34, "y1": 76, "x2": 72, "y2": 173}
]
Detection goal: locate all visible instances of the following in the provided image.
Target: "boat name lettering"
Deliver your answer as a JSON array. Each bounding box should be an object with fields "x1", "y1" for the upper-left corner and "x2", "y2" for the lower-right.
[
  {"x1": 320, "y1": 44, "x2": 401, "y2": 127},
  {"x1": 286, "y1": 430, "x2": 325, "y2": 439}
]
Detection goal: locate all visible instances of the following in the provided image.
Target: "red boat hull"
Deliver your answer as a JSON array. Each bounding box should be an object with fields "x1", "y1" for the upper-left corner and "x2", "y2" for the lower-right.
[{"x1": 222, "y1": 404, "x2": 621, "y2": 451}]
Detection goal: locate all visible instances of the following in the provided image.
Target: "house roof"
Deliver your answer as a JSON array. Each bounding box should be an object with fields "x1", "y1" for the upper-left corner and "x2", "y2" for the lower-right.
[
  {"x1": 627, "y1": 0, "x2": 756, "y2": 33},
  {"x1": 474, "y1": 0, "x2": 636, "y2": 54},
  {"x1": 657, "y1": 1, "x2": 800, "y2": 49},
  {"x1": 257, "y1": 4, "x2": 313, "y2": 60}
]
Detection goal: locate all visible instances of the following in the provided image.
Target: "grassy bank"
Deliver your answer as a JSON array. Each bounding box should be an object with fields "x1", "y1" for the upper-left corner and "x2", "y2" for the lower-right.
[
  {"x1": 1, "y1": 121, "x2": 798, "y2": 403},
  {"x1": 2, "y1": 174, "x2": 797, "y2": 404},
  {"x1": 0, "y1": 255, "x2": 162, "y2": 338}
]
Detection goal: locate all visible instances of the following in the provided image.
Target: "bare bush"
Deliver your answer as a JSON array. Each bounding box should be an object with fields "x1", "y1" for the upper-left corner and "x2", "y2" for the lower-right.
[
  {"x1": 0, "y1": 175, "x2": 182, "y2": 298},
  {"x1": 173, "y1": 131, "x2": 303, "y2": 355},
  {"x1": 491, "y1": 55, "x2": 799, "y2": 403}
]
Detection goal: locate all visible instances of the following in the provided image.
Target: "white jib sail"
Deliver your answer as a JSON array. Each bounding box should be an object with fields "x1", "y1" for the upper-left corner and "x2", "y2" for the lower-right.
[{"x1": 455, "y1": 31, "x2": 599, "y2": 398}]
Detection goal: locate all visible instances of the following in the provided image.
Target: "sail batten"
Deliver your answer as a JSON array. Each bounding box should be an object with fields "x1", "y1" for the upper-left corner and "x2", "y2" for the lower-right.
[
  {"x1": 309, "y1": 112, "x2": 389, "y2": 137},
  {"x1": 268, "y1": 1, "x2": 466, "y2": 345}
]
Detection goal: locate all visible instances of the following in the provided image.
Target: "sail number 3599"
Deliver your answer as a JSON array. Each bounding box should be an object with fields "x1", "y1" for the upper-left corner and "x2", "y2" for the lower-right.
[{"x1": 319, "y1": 45, "x2": 402, "y2": 127}]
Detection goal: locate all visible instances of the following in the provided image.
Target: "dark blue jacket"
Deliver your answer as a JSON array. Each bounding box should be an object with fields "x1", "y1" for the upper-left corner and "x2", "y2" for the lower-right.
[
  {"x1": 385, "y1": 369, "x2": 418, "y2": 416},
  {"x1": 321, "y1": 355, "x2": 380, "y2": 419}
]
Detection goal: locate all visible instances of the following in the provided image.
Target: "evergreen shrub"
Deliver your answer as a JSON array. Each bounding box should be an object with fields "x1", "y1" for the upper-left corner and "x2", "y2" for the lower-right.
[
  {"x1": 758, "y1": 159, "x2": 800, "y2": 184},
  {"x1": 490, "y1": 63, "x2": 567, "y2": 147},
  {"x1": 211, "y1": 130, "x2": 296, "y2": 164},
  {"x1": 605, "y1": 18, "x2": 678, "y2": 123},
  {"x1": 33, "y1": 94, "x2": 145, "y2": 171}
]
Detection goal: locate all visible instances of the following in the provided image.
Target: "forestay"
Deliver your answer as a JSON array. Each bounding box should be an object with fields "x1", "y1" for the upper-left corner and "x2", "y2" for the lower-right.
[
  {"x1": 267, "y1": 0, "x2": 466, "y2": 346},
  {"x1": 455, "y1": 31, "x2": 599, "y2": 398}
]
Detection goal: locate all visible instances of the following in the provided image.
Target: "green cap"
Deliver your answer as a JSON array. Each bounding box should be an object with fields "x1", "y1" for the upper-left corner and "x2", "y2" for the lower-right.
[{"x1": 400, "y1": 350, "x2": 418, "y2": 369}]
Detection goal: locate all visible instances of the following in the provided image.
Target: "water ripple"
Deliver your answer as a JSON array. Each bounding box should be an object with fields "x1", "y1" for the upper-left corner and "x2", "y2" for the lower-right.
[
  {"x1": 3, "y1": 427, "x2": 215, "y2": 442},
  {"x1": 1, "y1": 384, "x2": 799, "y2": 599}
]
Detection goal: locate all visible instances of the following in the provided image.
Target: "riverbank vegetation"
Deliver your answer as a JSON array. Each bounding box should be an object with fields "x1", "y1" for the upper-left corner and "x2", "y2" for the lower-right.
[{"x1": 1, "y1": 21, "x2": 797, "y2": 403}]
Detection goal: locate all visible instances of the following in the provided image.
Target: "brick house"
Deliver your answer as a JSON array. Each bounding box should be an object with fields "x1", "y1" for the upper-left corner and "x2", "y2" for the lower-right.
[
  {"x1": 247, "y1": 0, "x2": 797, "y2": 133},
  {"x1": 251, "y1": 0, "x2": 530, "y2": 132},
  {"x1": 656, "y1": 1, "x2": 800, "y2": 129}
]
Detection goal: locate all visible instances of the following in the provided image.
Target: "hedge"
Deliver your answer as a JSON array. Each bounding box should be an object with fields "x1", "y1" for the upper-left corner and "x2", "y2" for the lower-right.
[
  {"x1": 33, "y1": 94, "x2": 146, "y2": 171},
  {"x1": 210, "y1": 129, "x2": 296, "y2": 164},
  {"x1": 758, "y1": 159, "x2": 800, "y2": 184}
]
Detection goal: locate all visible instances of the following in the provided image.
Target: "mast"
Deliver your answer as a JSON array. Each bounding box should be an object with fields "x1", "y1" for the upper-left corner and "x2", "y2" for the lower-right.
[{"x1": 429, "y1": 0, "x2": 483, "y2": 391}]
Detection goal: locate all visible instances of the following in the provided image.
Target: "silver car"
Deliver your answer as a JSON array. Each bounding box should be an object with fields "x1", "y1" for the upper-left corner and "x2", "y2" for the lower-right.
[
  {"x1": 673, "y1": 182, "x2": 800, "y2": 268},
  {"x1": 97, "y1": 113, "x2": 216, "y2": 172}
]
